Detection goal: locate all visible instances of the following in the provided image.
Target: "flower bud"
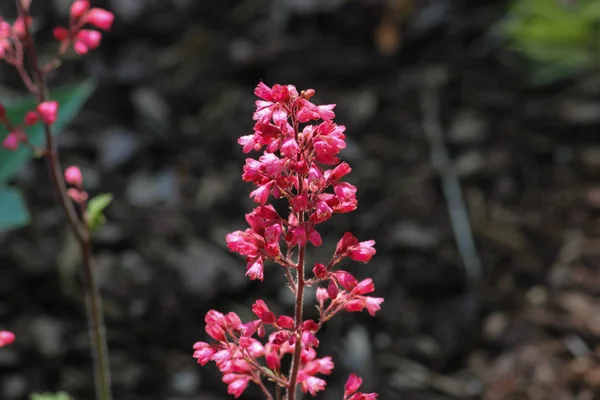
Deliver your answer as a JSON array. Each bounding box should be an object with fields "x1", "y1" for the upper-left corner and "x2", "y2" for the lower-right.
[
  {"x1": 70, "y1": 0, "x2": 90, "y2": 19},
  {"x1": 84, "y1": 8, "x2": 114, "y2": 31},
  {"x1": 313, "y1": 263, "x2": 327, "y2": 279},
  {"x1": 64, "y1": 166, "x2": 83, "y2": 186},
  {"x1": 37, "y1": 101, "x2": 58, "y2": 125},
  {"x1": 24, "y1": 111, "x2": 38, "y2": 125},
  {"x1": 2, "y1": 132, "x2": 19, "y2": 151},
  {"x1": 52, "y1": 26, "x2": 69, "y2": 41},
  {"x1": 344, "y1": 374, "x2": 363, "y2": 395},
  {"x1": 0, "y1": 331, "x2": 15, "y2": 347},
  {"x1": 76, "y1": 29, "x2": 102, "y2": 49}
]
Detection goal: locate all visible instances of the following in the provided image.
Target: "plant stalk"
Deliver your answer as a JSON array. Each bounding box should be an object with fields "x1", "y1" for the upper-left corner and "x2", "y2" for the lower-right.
[
  {"x1": 287, "y1": 244, "x2": 305, "y2": 400},
  {"x1": 16, "y1": 2, "x2": 112, "y2": 399}
]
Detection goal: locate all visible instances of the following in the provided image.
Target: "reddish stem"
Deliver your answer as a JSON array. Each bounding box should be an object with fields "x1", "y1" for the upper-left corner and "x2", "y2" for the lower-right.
[
  {"x1": 286, "y1": 244, "x2": 305, "y2": 400},
  {"x1": 16, "y1": 3, "x2": 112, "y2": 400}
]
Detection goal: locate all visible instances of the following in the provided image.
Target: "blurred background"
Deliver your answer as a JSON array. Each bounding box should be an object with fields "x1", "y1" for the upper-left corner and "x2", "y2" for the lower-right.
[{"x1": 2, "y1": 0, "x2": 600, "y2": 399}]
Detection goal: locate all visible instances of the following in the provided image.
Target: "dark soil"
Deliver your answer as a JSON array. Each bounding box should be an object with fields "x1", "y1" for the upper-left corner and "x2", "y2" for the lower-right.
[{"x1": 2, "y1": 0, "x2": 600, "y2": 399}]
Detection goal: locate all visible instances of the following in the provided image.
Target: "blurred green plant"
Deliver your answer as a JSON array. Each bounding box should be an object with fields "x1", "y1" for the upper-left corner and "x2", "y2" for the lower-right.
[
  {"x1": 86, "y1": 193, "x2": 113, "y2": 231},
  {"x1": 30, "y1": 392, "x2": 72, "y2": 400},
  {"x1": 501, "y1": 0, "x2": 600, "y2": 84},
  {"x1": 0, "y1": 81, "x2": 95, "y2": 231}
]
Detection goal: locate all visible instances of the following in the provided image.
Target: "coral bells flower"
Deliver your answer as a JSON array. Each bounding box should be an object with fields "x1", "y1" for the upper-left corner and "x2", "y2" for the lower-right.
[
  {"x1": 71, "y1": 0, "x2": 90, "y2": 19},
  {"x1": 83, "y1": 8, "x2": 114, "y2": 31},
  {"x1": 64, "y1": 166, "x2": 83, "y2": 187},
  {"x1": 195, "y1": 83, "x2": 382, "y2": 399},
  {"x1": 37, "y1": 101, "x2": 59, "y2": 125},
  {"x1": 2, "y1": 131, "x2": 20, "y2": 151},
  {"x1": 53, "y1": 1, "x2": 113, "y2": 56},
  {"x1": 0, "y1": 330, "x2": 15, "y2": 347},
  {"x1": 74, "y1": 29, "x2": 102, "y2": 55},
  {"x1": 344, "y1": 374, "x2": 378, "y2": 400}
]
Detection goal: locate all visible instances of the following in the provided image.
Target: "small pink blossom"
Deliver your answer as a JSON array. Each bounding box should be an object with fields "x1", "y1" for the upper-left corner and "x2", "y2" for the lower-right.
[
  {"x1": 37, "y1": 101, "x2": 58, "y2": 125},
  {"x1": 83, "y1": 8, "x2": 114, "y2": 31},
  {"x1": 2, "y1": 132, "x2": 20, "y2": 151},
  {"x1": 348, "y1": 240, "x2": 376, "y2": 263},
  {"x1": 24, "y1": 110, "x2": 38, "y2": 125},
  {"x1": 70, "y1": 0, "x2": 90, "y2": 19},
  {"x1": 64, "y1": 166, "x2": 83, "y2": 187},
  {"x1": 0, "y1": 330, "x2": 15, "y2": 347},
  {"x1": 74, "y1": 29, "x2": 102, "y2": 54},
  {"x1": 345, "y1": 373, "x2": 362, "y2": 395}
]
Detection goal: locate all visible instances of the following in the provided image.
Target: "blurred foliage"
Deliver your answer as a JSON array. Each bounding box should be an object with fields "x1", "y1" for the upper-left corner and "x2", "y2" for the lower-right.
[
  {"x1": 0, "y1": 186, "x2": 30, "y2": 229},
  {"x1": 86, "y1": 193, "x2": 113, "y2": 231},
  {"x1": 502, "y1": 0, "x2": 600, "y2": 84},
  {"x1": 30, "y1": 392, "x2": 72, "y2": 400},
  {"x1": 0, "y1": 81, "x2": 95, "y2": 231}
]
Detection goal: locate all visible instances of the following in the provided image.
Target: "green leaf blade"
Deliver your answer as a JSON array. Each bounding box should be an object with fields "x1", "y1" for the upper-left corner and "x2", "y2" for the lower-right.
[
  {"x1": 0, "y1": 186, "x2": 30, "y2": 230},
  {"x1": 86, "y1": 193, "x2": 113, "y2": 230}
]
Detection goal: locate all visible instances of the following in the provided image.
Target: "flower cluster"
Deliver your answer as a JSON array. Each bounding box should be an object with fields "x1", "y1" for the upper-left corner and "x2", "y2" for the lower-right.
[
  {"x1": 0, "y1": 14, "x2": 31, "y2": 62},
  {"x1": 0, "y1": 1, "x2": 113, "y2": 152},
  {"x1": 64, "y1": 165, "x2": 88, "y2": 203},
  {"x1": 53, "y1": 0, "x2": 114, "y2": 55},
  {"x1": 194, "y1": 306, "x2": 334, "y2": 398},
  {"x1": 0, "y1": 330, "x2": 15, "y2": 348},
  {"x1": 1, "y1": 101, "x2": 58, "y2": 151},
  {"x1": 194, "y1": 83, "x2": 382, "y2": 399}
]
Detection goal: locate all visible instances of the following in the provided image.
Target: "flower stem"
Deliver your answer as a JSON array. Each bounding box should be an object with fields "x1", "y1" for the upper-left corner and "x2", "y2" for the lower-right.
[
  {"x1": 16, "y1": 2, "x2": 112, "y2": 399},
  {"x1": 287, "y1": 244, "x2": 305, "y2": 400}
]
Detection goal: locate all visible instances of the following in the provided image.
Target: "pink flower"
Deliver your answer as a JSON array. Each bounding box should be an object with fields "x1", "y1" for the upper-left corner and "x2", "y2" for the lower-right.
[
  {"x1": 300, "y1": 375, "x2": 327, "y2": 396},
  {"x1": 67, "y1": 188, "x2": 88, "y2": 203},
  {"x1": 334, "y1": 270, "x2": 358, "y2": 291},
  {"x1": 327, "y1": 280, "x2": 339, "y2": 300},
  {"x1": 64, "y1": 166, "x2": 83, "y2": 187},
  {"x1": 316, "y1": 287, "x2": 329, "y2": 303},
  {"x1": 37, "y1": 101, "x2": 58, "y2": 125},
  {"x1": 12, "y1": 16, "x2": 32, "y2": 37},
  {"x1": 335, "y1": 232, "x2": 359, "y2": 255},
  {"x1": 252, "y1": 300, "x2": 276, "y2": 324},
  {"x1": 345, "y1": 373, "x2": 363, "y2": 395},
  {"x1": 0, "y1": 331, "x2": 15, "y2": 347},
  {"x1": 348, "y1": 240, "x2": 376, "y2": 263},
  {"x1": 24, "y1": 110, "x2": 39, "y2": 125},
  {"x1": 2, "y1": 132, "x2": 19, "y2": 151},
  {"x1": 276, "y1": 315, "x2": 294, "y2": 329},
  {"x1": 245, "y1": 257, "x2": 264, "y2": 281},
  {"x1": 70, "y1": 0, "x2": 90, "y2": 19},
  {"x1": 363, "y1": 296, "x2": 384, "y2": 316},
  {"x1": 193, "y1": 341, "x2": 216, "y2": 365},
  {"x1": 83, "y1": 8, "x2": 114, "y2": 31},
  {"x1": 313, "y1": 263, "x2": 327, "y2": 279},
  {"x1": 254, "y1": 82, "x2": 273, "y2": 101},
  {"x1": 355, "y1": 278, "x2": 375, "y2": 295},
  {"x1": 249, "y1": 182, "x2": 272, "y2": 204},
  {"x1": 52, "y1": 26, "x2": 69, "y2": 41},
  {"x1": 222, "y1": 374, "x2": 251, "y2": 398},
  {"x1": 75, "y1": 29, "x2": 102, "y2": 54}
]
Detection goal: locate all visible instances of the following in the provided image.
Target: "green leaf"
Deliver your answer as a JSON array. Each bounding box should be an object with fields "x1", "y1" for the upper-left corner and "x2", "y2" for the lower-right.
[
  {"x1": 0, "y1": 80, "x2": 96, "y2": 185},
  {"x1": 30, "y1": 392, "x2": 73, "y2": 400},
  {"x1": 0, "y1": 186, "x2": 30, "y2": 230},
  {"x1": 500, "y1": 0, "x2": 600, "y2": 84},
  {"x1": 86, "y1": 193, "x2": 113, "y2": 230}
]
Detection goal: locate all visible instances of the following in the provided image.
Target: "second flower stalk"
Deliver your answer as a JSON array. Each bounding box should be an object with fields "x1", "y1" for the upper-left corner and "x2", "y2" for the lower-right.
[{"x1": 194, "y1": 83, "x2": 382, "y2": 399}]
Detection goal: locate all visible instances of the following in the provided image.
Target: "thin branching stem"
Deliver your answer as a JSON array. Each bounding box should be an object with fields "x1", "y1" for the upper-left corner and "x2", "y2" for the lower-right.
[{"x1": 16, "y1": 2, "x2": 112, "y2": 399}]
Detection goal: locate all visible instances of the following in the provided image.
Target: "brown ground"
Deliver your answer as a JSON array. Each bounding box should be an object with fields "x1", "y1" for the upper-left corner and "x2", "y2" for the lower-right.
[{"x1": 2, "y1": 0, "x2": 600, "y2": 399}]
